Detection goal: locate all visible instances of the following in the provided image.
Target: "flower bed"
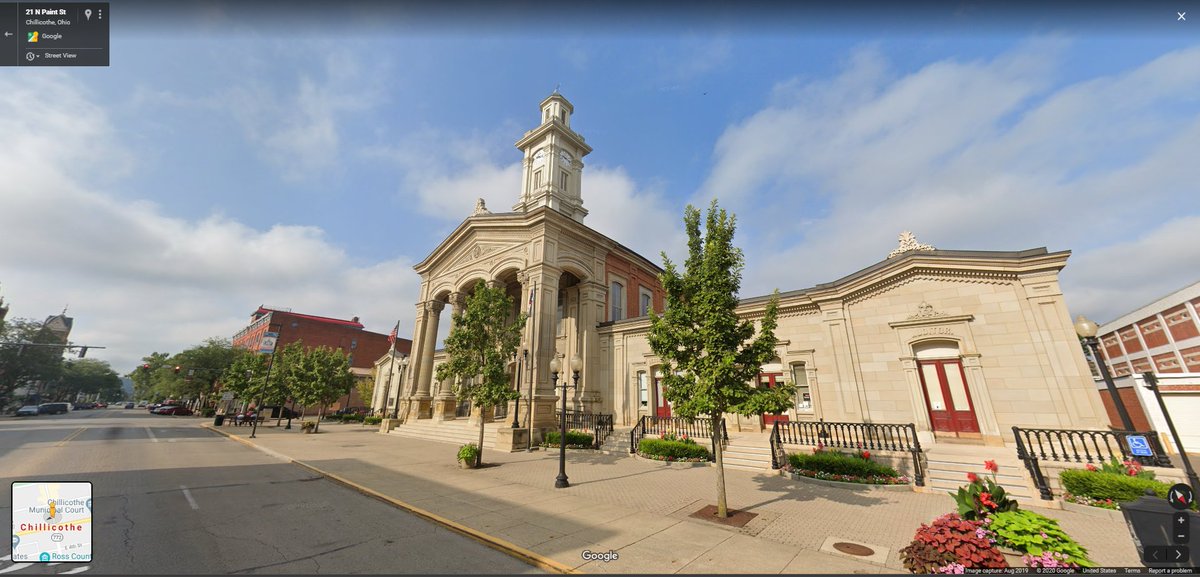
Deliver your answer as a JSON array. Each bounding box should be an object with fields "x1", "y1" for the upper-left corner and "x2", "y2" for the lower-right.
[
  {"x1": 1060, "y1": 466, "x2": 1197, "y2": 510},
  {"x1": 540, "y1": 430, "x2": 595, "y2": 449},
  {"x1": 784, "y1": 446, "x2": 907, "y2": 485},
  {"x1": 1062, "y1": 491, "x2": 1120, "y2": 511},
  {"x1": 637, "y1": 433, "x2": 711, "y2": 461}
]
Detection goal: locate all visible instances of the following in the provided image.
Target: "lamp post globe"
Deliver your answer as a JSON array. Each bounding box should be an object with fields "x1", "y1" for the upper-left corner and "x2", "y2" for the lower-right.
[{"x1": 1075, "y1": 314, "x2": 1135, "y2": 431}]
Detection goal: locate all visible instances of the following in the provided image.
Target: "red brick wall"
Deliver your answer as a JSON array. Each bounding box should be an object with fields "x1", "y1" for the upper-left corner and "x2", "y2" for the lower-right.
[
  {"x1": 1119, "y1": 327, "x2": 1143, "y2": 353},
  {"x1": 1101, "y1": 334, "x2": 1124, "y2": 361},
  {"x1": 1182, "y1": 346, "x2": 1200, "y2": 373},
  {"x1": 1097, "y1": 386, "x2": 1153, "y2": 431},
  {"x1": 1137, "y1": 317, "x2": 1170, "y2": 349},
  {"x1": 1153, "y1": 352, "x2": 1183, "y2": 373},
  {"x1": 1164, "y1": 306, "x2": 1200, "y2": 342},
  {"x1": 605, "y1": 252, "x2": 664, "y2": 321}
]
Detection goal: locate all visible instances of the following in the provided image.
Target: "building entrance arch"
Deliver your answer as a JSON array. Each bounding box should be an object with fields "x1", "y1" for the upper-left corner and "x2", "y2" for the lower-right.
[{"x1": 914, "y1": 340, "x2": 981, "y2": 435}]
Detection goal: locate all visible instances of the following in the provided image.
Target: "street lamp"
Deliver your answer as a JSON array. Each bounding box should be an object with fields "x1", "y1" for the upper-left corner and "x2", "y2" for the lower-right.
[
  {"x1": 511, "y1": 350, "x2": 524, "y2": 429},
  {"x1": 1075, "y1": 315, "x2": 1135, "y2": 431},
  {"x1": 553, "y1": 354, "x2": 582, "y2": 489}
]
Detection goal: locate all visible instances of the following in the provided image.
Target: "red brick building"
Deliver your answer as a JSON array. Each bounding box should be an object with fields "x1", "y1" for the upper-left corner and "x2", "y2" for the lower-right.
[
  {"x1": 1089, "y1": 281, "x2": 1200, "y2": 444},
  {"x1": 231, "y1": 306, "x2": 412, "y2": 412}
]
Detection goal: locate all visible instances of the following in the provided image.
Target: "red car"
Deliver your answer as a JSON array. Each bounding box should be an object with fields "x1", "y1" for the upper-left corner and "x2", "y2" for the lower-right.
[{"x1": 153, "y1": 405, "x2": 193, "y2": 416}]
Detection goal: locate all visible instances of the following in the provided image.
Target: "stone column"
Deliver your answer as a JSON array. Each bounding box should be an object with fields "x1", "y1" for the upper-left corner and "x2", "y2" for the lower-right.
[
  {"x1": 524, "y1": 265, "x2": 562, "y2": 440},
  {"x1": 409, "y1": 300, "x2": 443, "y2": 420},
  {"x1": 434, "y1": 293, "x2": 463, "y2": 420},
  {"x1": 576, "y1": 280, "x2": 607, "y2": 413}
]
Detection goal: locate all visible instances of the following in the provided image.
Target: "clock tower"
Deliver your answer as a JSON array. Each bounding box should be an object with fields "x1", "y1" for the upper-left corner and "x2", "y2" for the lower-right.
[{"x1": 513, "y1": 92, "x2": 592, "y2": 223}]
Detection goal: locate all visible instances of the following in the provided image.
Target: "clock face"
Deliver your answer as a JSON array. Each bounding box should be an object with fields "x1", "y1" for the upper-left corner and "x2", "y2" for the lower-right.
[
  {"x1": 558, "y1": 150, "x2": 573, "y2": 168},
  {"x1": 533, "y1": 149, "x2": 547, "y2": 163}
]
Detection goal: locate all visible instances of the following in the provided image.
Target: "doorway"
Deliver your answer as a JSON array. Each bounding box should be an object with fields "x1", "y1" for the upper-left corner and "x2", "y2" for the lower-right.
[
  {"x1": 759, "y1": 372, "x2": 790, "y2": 426},
  {"x1": 917, "y1": 358, "x2": 980, "y2": 435},
  {"x1": 655, "y1": 374, "x2": 671, "y2": 418}
]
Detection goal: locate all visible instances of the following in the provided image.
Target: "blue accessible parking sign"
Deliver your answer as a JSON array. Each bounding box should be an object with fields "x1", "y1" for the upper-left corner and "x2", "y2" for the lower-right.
[{"x1": 1126, "y1": 434, "x2": 1153, "y2": 457}]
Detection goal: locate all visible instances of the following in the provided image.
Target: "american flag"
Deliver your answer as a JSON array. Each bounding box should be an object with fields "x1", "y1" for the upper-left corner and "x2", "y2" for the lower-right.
[
  {"x1": 528, "y1": 282, "x2": 536, "y2": 312},
  {"x1": 388, "y1": 321, "x2": 399, "y2": 347}
]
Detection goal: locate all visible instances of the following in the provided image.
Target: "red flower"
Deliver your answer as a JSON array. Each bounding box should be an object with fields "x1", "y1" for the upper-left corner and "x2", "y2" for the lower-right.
[
  {"x1": 984, "y1": 460, "x2": 998, "y2": 473},
  {"x1": 1085, "y1": 463, "x2": 1098, "y2": 472},
  {"x1": 979, "y1": 492, "x2": 998, "y2": 510},
  {"x1": 861, "y1": 450, "x2": 871, "y2": 460},
  {"x1": 967, "y1": 472, "x2": 979, "y2": 483}
]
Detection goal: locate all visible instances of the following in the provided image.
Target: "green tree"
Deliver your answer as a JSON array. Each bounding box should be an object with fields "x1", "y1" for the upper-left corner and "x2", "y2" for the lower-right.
[
  {"x1": 220, "y1": 348, "x2": 270, "y2": 410},
  {"x1": 436, "y1": 281, "x2": 526, "y2": 467},
  {"x1": 647, "y1": 200, "x2": 794, "y2": 518},
  {"x1": 167, "y1": 338, "x2": 240, "y2": 407},
  {"x1": 57, "y1": 359, "x2": 122, "y2": 401},
  {"x1": 0, "y1": 318, "x2": 67, "y2": 406},
  {"x1": 127, "y1": 352, "x2": 170, "y2": 402},
  {"x1": 292, "y1": 346, "x2": 354, "y2": 432},
  {"x1": 265, "y1": 341, "x2": 305, "y2": 425},
  {"x1": 355, "y1": 368, "x2": 376, "y2": 417}
]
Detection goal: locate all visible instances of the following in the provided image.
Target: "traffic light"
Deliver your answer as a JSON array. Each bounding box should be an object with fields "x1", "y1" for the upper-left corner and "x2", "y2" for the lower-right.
[
  {"x1": 174, "y1": 366, "x2": 182, "y2": 375},
  {"x1": 77, "y1": 347, "x2": 88, "y2": 358}
]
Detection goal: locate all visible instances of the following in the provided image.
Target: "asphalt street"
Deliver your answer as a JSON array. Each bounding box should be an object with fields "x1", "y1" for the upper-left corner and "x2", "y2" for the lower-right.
[{"x1": 0, "y1": 408, "x2": 543, "y2": 575}]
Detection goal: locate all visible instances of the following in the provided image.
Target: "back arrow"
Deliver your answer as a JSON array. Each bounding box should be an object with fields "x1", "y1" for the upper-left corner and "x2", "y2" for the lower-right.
[{"x1": 4, "y1": 31, "x2": 13, "y2": 37}]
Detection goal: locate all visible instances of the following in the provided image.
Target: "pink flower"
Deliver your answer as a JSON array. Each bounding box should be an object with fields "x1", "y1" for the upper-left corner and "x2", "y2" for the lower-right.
[
  {"x1": 966, "y1": 472, "x2": 979, "y2": 483},
  {"x1": 984, "y1": 460, "x2": 998, "y2": 473}
]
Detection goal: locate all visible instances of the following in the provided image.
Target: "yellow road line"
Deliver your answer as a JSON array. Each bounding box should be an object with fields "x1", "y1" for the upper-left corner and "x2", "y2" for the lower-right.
[
  {"x1": 56, "y1": 427, "x2": 87, "y2": 447},
  {"x1": 201, "y1": 424, "x2": 580, "y2": 574}
]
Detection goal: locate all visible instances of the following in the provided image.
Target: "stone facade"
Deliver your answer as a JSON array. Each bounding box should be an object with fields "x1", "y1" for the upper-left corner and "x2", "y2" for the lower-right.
[{"x1": 399, "y1": 94, "x2": 1111, "y2": 450}]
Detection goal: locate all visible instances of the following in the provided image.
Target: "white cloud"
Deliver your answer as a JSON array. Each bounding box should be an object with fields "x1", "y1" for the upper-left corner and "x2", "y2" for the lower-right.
[
  {"x1": 696, "y1": 41, "x2": 1200, "y2": 314},
  {"x1": 0, "y1": 71, "x2": 418, "y2": 373}
]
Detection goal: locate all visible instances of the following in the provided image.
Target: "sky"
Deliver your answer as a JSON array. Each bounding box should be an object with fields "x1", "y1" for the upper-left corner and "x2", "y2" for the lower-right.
[{"x1": 2, "y1": 1, "x2": 1198, "y2": 374}]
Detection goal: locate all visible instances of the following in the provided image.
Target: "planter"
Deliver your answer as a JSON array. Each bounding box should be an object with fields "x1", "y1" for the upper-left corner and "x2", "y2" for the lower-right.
[
  {"x1": 784, "y1": 470, "x2": 912, "y2": 491},
  {"x1": 1061, "y1": 499, "x2": 1124, "y2": 521},
  {"x1": 633, "y1": 453, "x2": 710, "y2": 467},
  {"x1": 997, "y1": 546, "x2": 1026, "y2": 568},
  {"x1": 458, "y1": 460, "x2": 477, "y2": 469}
]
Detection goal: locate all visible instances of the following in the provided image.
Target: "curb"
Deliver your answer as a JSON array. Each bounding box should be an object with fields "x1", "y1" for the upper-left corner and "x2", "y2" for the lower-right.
[{"x1": 200, "y1": 424, "x2": 580, "y2": 574}]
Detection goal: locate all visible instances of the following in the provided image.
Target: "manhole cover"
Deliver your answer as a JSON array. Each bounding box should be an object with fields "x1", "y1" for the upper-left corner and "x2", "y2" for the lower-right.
[{"x1": 833, "y1": 542, "x2": 875, "y2": 556}]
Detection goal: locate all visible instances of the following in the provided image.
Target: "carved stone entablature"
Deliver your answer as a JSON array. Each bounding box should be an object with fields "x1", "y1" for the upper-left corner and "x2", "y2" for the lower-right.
[
  {"x1": 888, "y1": 312, "x2": 974, "y2": 330},
  {"x1": 887, "y1": 231, "x2": 936, "y2": 259},
  {"x1": 907, "y1": 302, "x2": 947, "y2": 320},
  {"x1": 844, "y1": 269, "x2": 1016, "y2": 306}
]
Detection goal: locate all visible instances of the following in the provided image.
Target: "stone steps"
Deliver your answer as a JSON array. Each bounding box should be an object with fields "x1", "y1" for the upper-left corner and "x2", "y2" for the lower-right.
[
  {"x1": 388, "y1": 420, "x2": 502, "y2": 449},
  {"x1": 922, "y1": 453, "x2": 1035, "y2": 500},
  {"x1": 721, "y1": 442, "x2": 774, "y2": 472}
]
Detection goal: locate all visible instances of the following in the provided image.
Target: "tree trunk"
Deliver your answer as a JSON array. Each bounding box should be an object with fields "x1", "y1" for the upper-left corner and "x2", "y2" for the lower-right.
[
  {"x1": 315, "y1": 405, "x2": 325, "y2": 433},
  {"x1": 476, "y1": 405, "x2": 486, "y2": 467},
  {"x1": 713, "y1": 414, "x2": 728, "y2": 518},
  {"x1": 275, "y1": 401, "x2": 284, "y2": 427}
]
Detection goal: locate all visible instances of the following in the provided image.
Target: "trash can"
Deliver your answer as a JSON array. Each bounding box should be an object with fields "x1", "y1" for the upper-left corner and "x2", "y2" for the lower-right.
[{"x1": 213, "y1": 414, "x2": 225, "y2": 426}]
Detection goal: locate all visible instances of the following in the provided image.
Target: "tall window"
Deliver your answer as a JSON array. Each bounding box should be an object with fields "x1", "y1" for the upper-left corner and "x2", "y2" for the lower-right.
[
  {"x1": 637, "y1": 371, "x2": 648, "y2": 407},
  {"x1": 610, "y1": 281, "x2": 625, "y2": 321},
  {"x1": 534, "y1": 170, "x2": 542, "y2": 189},
  {"x1": 639, "y1": 287, "x2": 653, "y2": 316},
  {"x1": 556, "y1": 290, "x2": 566, "y2": 334},
  {"x1": 560, "y1": 170, "x2": 569, "y2": 189},
  {"x1": 791, "y1": 362, "x2": 812, "y2": 412}
]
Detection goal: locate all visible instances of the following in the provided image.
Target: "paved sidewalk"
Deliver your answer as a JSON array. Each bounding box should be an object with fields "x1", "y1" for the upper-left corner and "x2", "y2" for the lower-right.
[{"x1": 202, "y1": 421, "x2": 1142, "y2": 573}]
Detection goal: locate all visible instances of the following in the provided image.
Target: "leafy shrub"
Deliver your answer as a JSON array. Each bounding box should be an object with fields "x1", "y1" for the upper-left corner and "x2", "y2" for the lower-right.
[
  {"x1": 457, "y1": 443, "x2": 480, "y2": 463},
  {"x1": 300, "y1": 420, "x2": 316, "y2": 432},
  {"x1": 543, "y1": 430, "x2": 594, "y2": 448},
  {"x1": 988, "y1": 510, "x2": 1094, "y2": 567},
  {"x1": 342, "y1": 413, "x2": 364, "y2": 423},
  {"x1": 900, "y1": 513, "x2": 1008, "y2": 573},
  {"x1": 1060, "y1": 469, "x2": 1194, "y2": 508},
  {"x1": 202, "y1": 408, "x2": 216, "y2": 418},
  {"x1": 324, "y1": 413, "x2": 343, "y2": 421},
  {"x1": 639, "y1": 438, "x2": 710, "y2": 460},
  {"x1": 364, "y1": 416, "x2": 382, "y2": 425},
  {"x1": 787, "y1": 450, "x2": 900, "y2": 478},
  {"x1": 659, "y1": 432, "x2": 699, "y2": 445}
]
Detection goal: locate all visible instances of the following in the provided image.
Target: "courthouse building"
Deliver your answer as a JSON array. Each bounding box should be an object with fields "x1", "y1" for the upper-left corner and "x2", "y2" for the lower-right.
[{"x1": 385, "y1": 93, "x2": 1110, "y2": 451}]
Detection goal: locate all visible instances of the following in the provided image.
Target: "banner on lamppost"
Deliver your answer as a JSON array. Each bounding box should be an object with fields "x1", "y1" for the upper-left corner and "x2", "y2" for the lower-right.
[{"x1": 259, "y1": 332, "x2": 279, "y2": 354}]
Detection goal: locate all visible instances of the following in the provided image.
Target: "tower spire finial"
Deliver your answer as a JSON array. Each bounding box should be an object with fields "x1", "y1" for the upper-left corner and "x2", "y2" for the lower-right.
[{"x1": 553, "y1": 83, "x2": 560, "y2": 94}]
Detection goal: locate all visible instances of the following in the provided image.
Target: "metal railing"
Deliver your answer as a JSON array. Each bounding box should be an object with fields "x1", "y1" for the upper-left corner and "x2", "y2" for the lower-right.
[
  {"x1": 769, "y1": 419, "x2": 925, "y2": 486},
  {"x1": 629, "y1": 415, "x2": 728, "y2": 461},
  {"x1": 1012, "y1": 426, "x2": 1174, "y2": 501},
  {"x1": 555, "y1": 410, "x2": 615, "y2": 449}
]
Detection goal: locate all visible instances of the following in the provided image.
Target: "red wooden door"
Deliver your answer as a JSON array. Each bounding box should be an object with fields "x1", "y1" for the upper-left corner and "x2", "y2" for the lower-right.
[
  {"x1": 759, "y1": 373, "x2": 790, "y2": 426},
  {"x1": 917, "y1": 359, "x2": 979, "y2": 434},
  {"x1": 655, "y1": 376, "x2": 671, "y2": 418}
]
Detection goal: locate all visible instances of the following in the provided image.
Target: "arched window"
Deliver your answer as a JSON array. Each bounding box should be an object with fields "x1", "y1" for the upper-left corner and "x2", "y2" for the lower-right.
[{"x1": 610, "y1": 281, "x2": 625, "y2": 321}]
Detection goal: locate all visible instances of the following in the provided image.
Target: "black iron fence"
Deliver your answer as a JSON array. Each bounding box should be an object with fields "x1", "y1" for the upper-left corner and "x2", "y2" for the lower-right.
[
  {"x1": 1012, "y1": 426, "x2": 1174, "y2": 500},
  {"x1": 555, "y1": 410, "x2": 614, "y2": 449},
  {"x1": 629, "y1": 415, "x2": 729, "y2": 461},
  {"x1": 768, "y1": 419, "x2": 925, "y2": 486}
]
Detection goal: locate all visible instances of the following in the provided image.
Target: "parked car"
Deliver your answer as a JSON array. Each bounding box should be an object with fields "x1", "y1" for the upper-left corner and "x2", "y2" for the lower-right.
[
  {"x1": 147, "y1": 403, "x2": 162, "y2": 412},
  {"x1": 136, "y1": 400, "x2": 148, "y2": 407},
  {"x1": 95, "y1": 402, "x2": 107, "y2": 408},
  {"x1": 154, "y1": 406, "x2": 193, "y2": 416},
  {"x1": 38, "y1": 402, "x2": 70, "y2": 415},
  {"x1": 124, "y1": 402, "x2": 135, "y2": 409},
  {"x1": 73, "y1": 403, "x2": 94, "y2": 410},
  {"x1": 334, "y1": 407, "x2": 368, "y2": 416},
  {"x1": 16, "y1": 405, "x2": 40, "y2": 417}
]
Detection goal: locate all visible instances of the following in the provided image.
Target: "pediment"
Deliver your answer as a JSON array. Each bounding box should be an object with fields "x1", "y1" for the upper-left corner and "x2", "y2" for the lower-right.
[{"x1": 446, "y1": 241, "x2": 520, "y2": 271}]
